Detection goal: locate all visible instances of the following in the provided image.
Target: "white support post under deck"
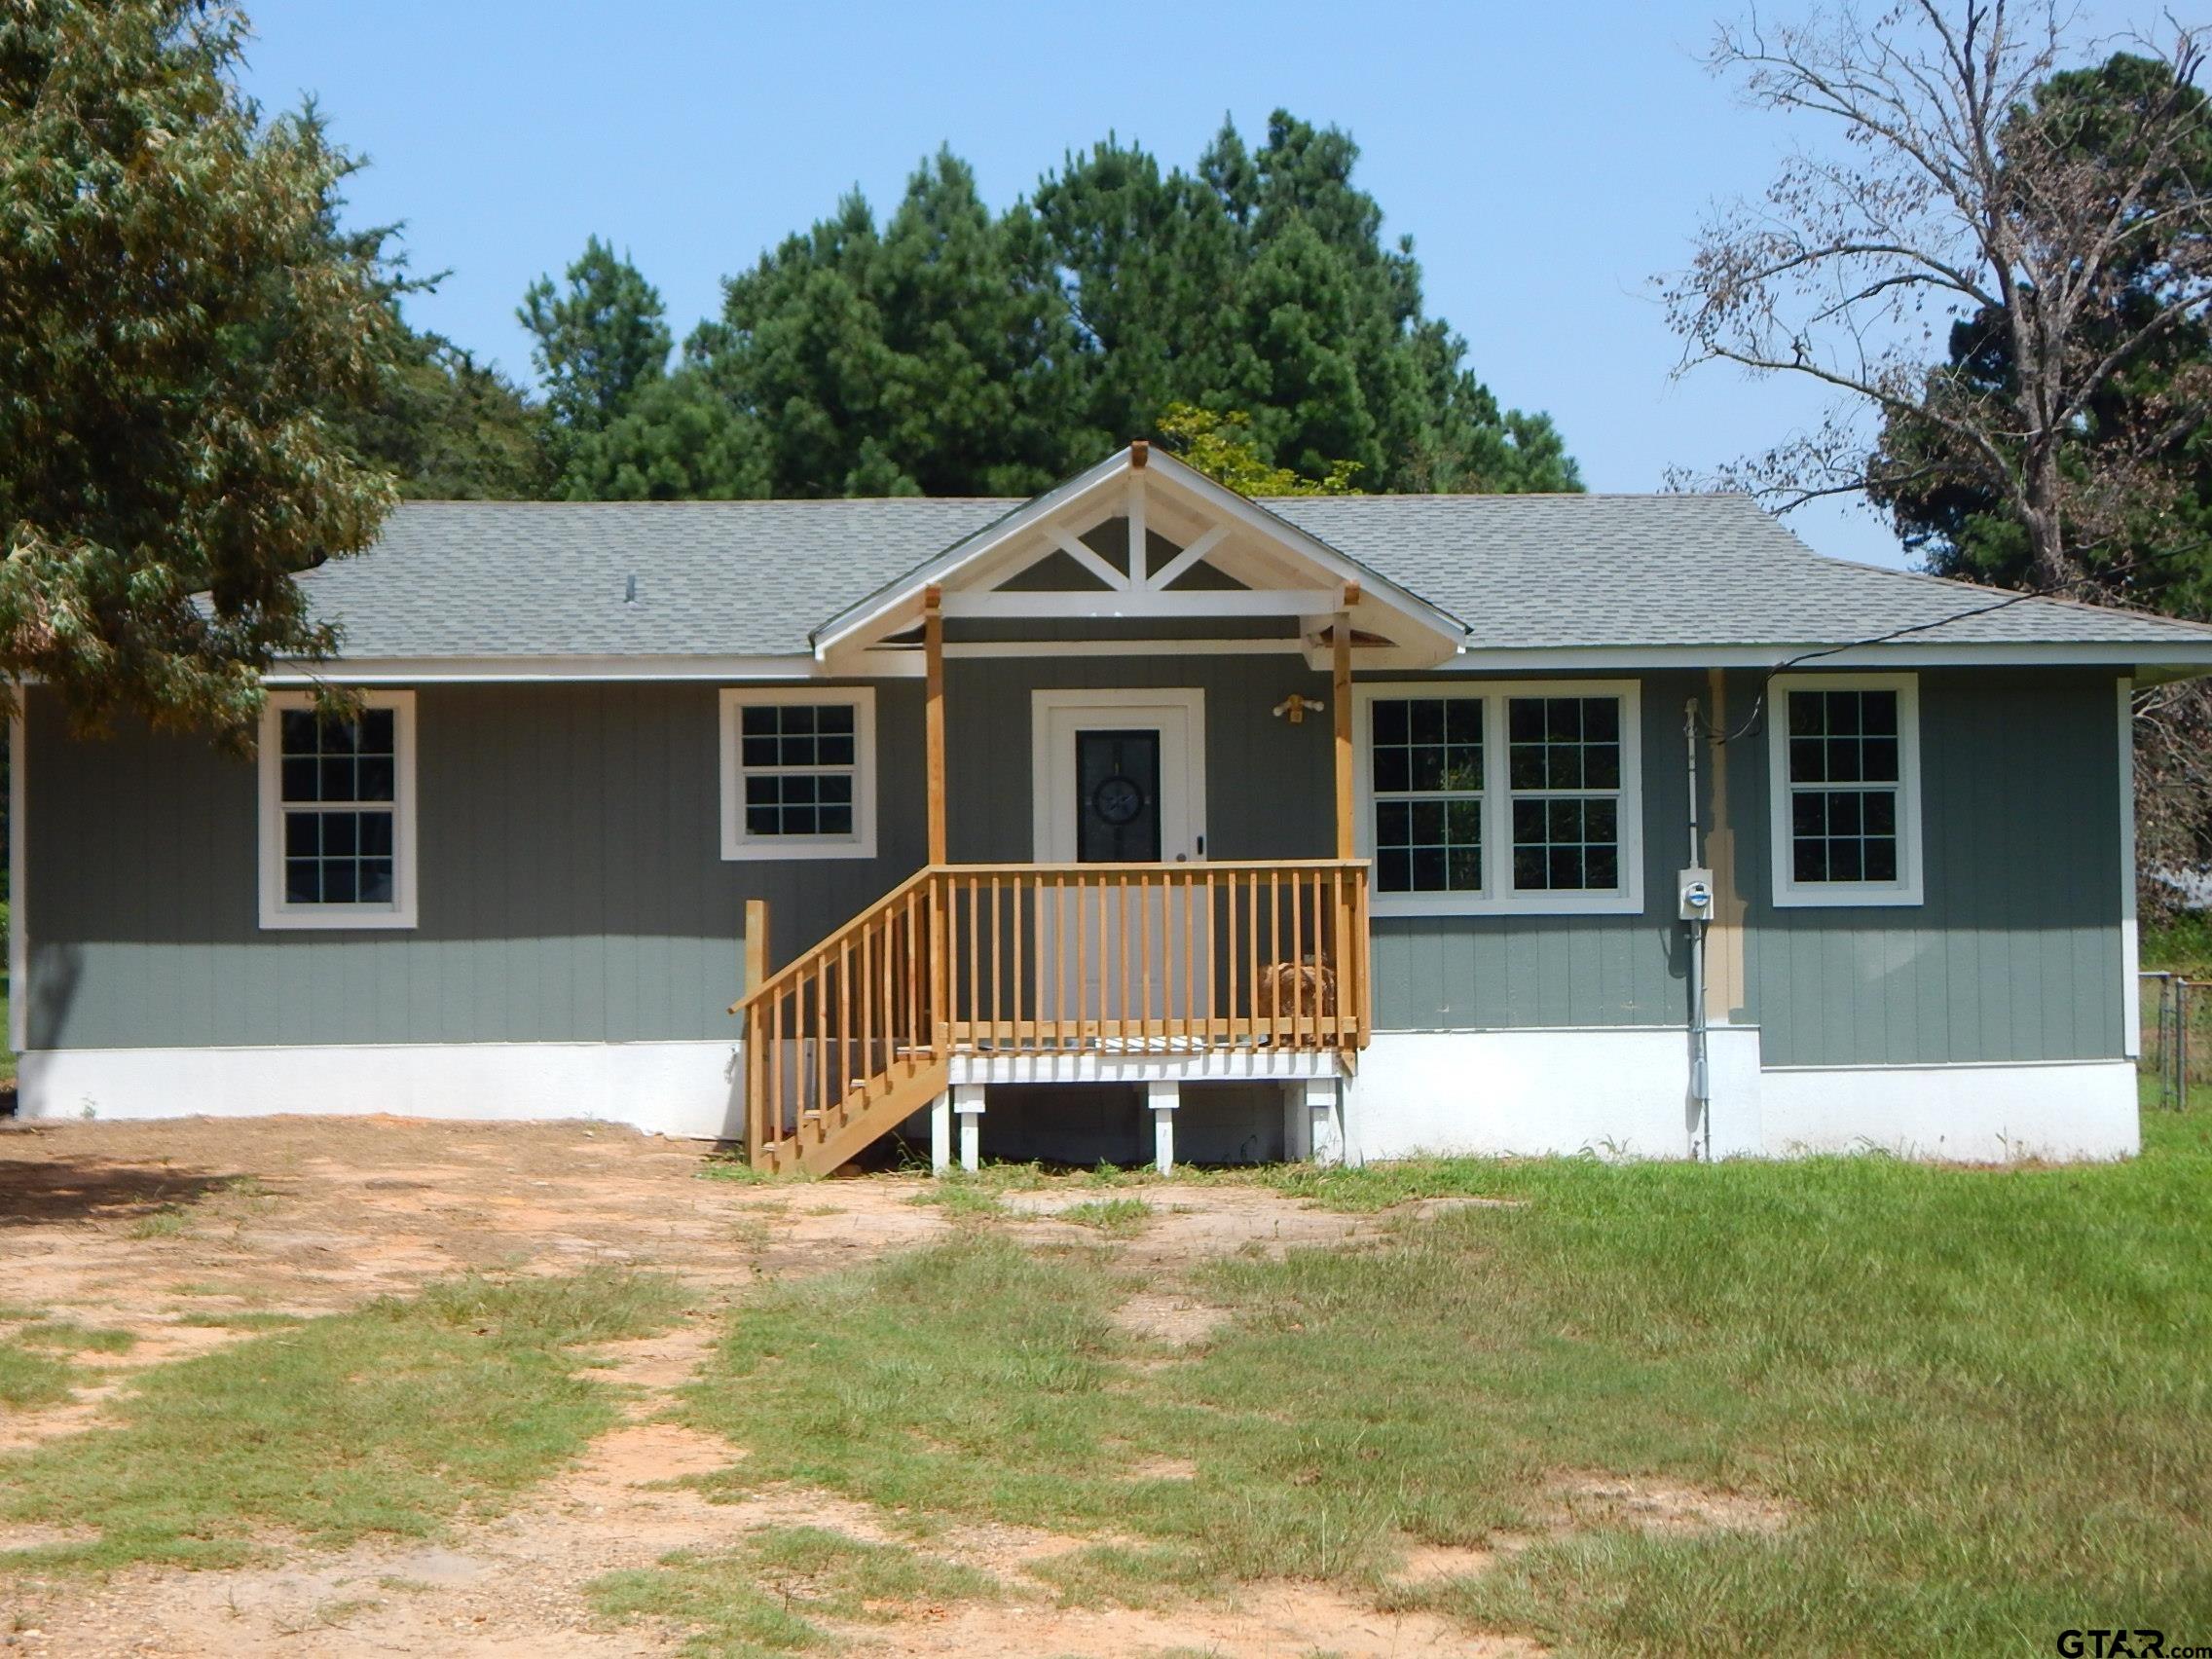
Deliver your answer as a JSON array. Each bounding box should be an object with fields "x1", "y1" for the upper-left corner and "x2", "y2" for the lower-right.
[
  {"x1": 1148, "y1": 1078, "x2": 1179, "y2": 1174},
  {"x1": 954, "y1": 1083, "x2": 985, "y2": 1173},
  {"x1": 929, "y1": 1089, "x2": 953, "y2": 1175},
  {"x1": 1304, "y1": 1076, "x2": 1344, "y2": 1166}
]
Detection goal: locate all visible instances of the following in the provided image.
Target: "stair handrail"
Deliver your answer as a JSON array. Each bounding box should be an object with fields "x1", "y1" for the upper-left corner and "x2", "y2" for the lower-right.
[{"x1": 728, "y1": 864, "x2": 944, "y2": 1015}]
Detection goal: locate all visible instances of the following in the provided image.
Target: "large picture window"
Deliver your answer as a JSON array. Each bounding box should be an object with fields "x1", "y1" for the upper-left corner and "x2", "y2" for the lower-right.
[
  {"x1": 1767, "y1": 673, "x2": 1923, "y2": 906},
  {"x1": 258, "y1": 690, "x2": 418, "y2": 930},
  {"x1": 719, "y1": 687, "x2": 877, "y2": 861},
  {"x1": 1354, "y1": 682, "x2": 1643, "y2": 916}
]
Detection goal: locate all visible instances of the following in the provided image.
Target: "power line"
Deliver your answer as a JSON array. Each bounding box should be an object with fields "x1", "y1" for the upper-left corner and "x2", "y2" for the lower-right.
[{"x1": 1692, "y1": 589, "x2": 2051, "y2": 746}]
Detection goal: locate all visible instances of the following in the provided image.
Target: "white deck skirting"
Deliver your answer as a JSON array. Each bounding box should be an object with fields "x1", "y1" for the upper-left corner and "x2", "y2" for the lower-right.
[{"x1": 947, "y1": 1048, "x2": 1345, "y2": 1086}]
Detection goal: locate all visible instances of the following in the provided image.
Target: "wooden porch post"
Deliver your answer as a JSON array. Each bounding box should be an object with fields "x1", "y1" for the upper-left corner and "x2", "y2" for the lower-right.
[
  {"x1": 924, "y1": 584, "x2": 946, "y2": 866},
  {"x1": 743, "y1": 898, "x2": 770, "y2": 994},
  {"x1": 1332, "y1": 595, "x2": 1355, "y2": 861}
]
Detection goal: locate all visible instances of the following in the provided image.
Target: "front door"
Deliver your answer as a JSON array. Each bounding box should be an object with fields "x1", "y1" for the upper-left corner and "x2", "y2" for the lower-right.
[
  {"x1": 1035, "y1": 690, "x2": 1203, "y2": 866},
  {"x1": 1033, "y1": 691, "x2": 1207, "y2": 1035},
  {"x1": 1075, "y1": 729, "x2": 1161, "y2": 862}
]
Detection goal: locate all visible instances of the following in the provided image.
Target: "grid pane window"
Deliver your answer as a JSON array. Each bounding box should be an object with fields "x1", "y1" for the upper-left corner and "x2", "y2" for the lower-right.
[
  {"x1": 277, "y1": 709, "x2": 399, "y2": 907},
  {"x1": 1786, "y1": 689, "x2": 1901, "y2": 884},
  {"x1": 1505, "y1": 697, "x2": 1626, "y2": 892},
  {"x1": 1369, "y1": 697, "x2": 1484, "y2": 894},
  {"x1": 734, "y1": 701, "x2": 862, "y2": 840}
]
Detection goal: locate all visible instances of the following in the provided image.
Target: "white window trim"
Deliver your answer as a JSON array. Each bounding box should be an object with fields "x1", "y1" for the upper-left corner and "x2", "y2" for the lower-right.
[
  {"x1": 257, "y1": 689, "x2": 419, "y2": 931},
  {"x1": 1767, "y1": 671, "x2": 1925, "y2": 908},
  {"x1": 719, "y1": 685, "x2": 878, "y2": 863},
  {"x1": 1351, "y1": 680, "x2": 1644, "y2": 917}
]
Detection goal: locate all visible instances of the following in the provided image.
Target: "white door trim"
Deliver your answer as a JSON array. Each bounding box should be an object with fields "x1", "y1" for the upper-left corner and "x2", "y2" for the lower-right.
[{"x1": 1029, "y1": 687, "x2": 1207, "y2": 862}]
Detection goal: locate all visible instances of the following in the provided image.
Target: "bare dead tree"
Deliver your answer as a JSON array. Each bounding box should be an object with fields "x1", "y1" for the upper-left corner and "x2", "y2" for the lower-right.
[{"x1": 1664, "y1": 1, "x2": 2211, "y2": 593}]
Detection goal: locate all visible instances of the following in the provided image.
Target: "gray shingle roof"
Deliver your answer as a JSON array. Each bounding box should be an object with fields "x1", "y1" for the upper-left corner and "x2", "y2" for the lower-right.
[{"x1": 296, "y1": 492, "x2": 2212, "y2": 661}]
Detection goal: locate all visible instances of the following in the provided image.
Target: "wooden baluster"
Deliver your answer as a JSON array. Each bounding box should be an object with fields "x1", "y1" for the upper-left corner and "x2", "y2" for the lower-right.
[
  {"x1": 1227, "y1": 868, "x2": 1240, "y2": 1048},
  {"x1": 812, "y1": 968, "x2": 828, "y2": 1134},
  {"x1": 769, "y1": 983, "x2": 785, "y2": 1151},
  {"x1": 1273, "y1": 871, "x2": 1291, "y2": 1052},
  {"x1": 871, "y1": 911, "x2": 889, "y2": 1079},
  {"x1": 990, "y1": 875, "x2": 1009, "y2": 1044},
  {"x1": 1327, "y1": 866, "x2": 1344, "y2": 1051},
  {"x1": 1073, "y1": 870, "x2": 1087, "y2": 1050},
  {"x1": 837, "y1": 939, "x2": 852, "y2": 1119},
  {"x1": 907, "y1": 888, "x2": 921, "y2": 1060},
  {"x1": 933, "y1": 875, "x2": 950, "y2": 1055},
  {"x1": 1242, "y1": 869, "x2": 1258, "y2": 1051},
  {"x1": 746, "y1": 1001, "x2": 764, "y2": 1165},
  {"x1": 1185, "y1": 867, "x2": 1198, "y2": 1042},
  {"x1": 1345, "y1": 871, "x2": 1362, "y2": 1039},
  {"x1": 1103, "y1": 870, "x2": 1118, "y2": 1044},
  {"x1": 1138, "y1": 868, "x2": 1153, "y2": 1046},
  {"x1": 1012, "y1": 874, "x2": 1025, "y2": 1051},
  {"x1": 966, "y1": 873, "x2": 980, "y2": 1045},
  {"x1": 1327, "y1": 871, "x2": 1345, "y2": 1052},
  {"x1": 943, "y1": 878, "x2": 958, "y2": 1045},
  {"x1": 1181, "y1": 868, "x2": 1196, "y2": 1045},
  {"x1": 859, "y1": 923, "x2": 874, "y2": 1086}
]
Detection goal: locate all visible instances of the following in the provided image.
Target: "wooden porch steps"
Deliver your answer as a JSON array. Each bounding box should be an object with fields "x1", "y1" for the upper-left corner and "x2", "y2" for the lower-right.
[{"x1": 756, "y1": 1055, "x2": 949, "y2": 1176}]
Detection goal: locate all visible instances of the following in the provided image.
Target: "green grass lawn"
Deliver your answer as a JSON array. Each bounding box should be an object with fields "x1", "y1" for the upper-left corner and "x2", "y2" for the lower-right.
[
  {"x1": 659, "y1": 1113, "x2": 2212, "y2": 1656},
  {"x1": 0, "y1": 1268, "x2": 689, "y2": 1572}
]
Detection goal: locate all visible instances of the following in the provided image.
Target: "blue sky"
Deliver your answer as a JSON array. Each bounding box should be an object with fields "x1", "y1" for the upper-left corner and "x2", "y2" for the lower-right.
[{"x1": 237, "y1": 0, "x2": 2141, "y2": 570}]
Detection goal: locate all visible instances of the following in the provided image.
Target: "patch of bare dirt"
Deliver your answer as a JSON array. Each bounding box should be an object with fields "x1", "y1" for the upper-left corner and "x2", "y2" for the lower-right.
[
  {"x1": 2, "y1": 1117, "x2": 1532, "y2": 1657},
  {"x1": 866, "y1": 1582, "x2": 1544, "y2": 1658},
  {"x1": 1004, "y1": 1182, "x2": 1382, "y2": 1353},
  {"x1": 1550, "y1": 1473, "x2": 1794, "y2": 1535}
]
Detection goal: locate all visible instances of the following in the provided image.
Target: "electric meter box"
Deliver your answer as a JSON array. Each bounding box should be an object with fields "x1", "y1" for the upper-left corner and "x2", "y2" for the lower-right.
[{"x1": 1677, "y1": 867, "x2": 1715, "y2": 922}]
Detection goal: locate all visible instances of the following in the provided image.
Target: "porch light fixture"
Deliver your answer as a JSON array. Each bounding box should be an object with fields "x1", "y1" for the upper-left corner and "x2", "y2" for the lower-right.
[{"x1": 1273, "y1": 693, "x2": 1326, "y2": 725}]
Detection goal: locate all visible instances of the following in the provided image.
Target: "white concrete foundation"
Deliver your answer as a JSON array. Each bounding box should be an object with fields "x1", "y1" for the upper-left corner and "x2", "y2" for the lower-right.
[
  {"x1": 1758, "y1": 1057, "x2": 2140, "y2": 1161},
  {"x1": 1346, "y1": 1028, "x2": 2135, "y2": 1162},
  {"x1": 1346, "y1": 1027, "x2": 1729, "y2": 1161},
  {"x1": 16, "y1": 1032, "x2": 2143, "y2": 1165},
  {"x1": 17, "y1": 1041, "x2": 743, "y2": 1140}
]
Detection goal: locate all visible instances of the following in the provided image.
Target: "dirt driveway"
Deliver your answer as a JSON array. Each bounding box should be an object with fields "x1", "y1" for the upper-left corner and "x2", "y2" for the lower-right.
[{"x1": 0, "y1": 1116, "x2": 1498, "y2": 1658}]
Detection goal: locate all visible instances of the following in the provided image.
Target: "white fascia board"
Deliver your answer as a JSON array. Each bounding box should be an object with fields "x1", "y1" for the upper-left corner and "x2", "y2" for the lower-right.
[
  {"x1": 1439, "y1": 642, "x2": 2212, "y2": 673},
  {"x1": 940, "y1": 587, "x2": 1346, "y2": 620},
  {"x1": 264, "y1": 653, "x2": 918, "y2": 684}
]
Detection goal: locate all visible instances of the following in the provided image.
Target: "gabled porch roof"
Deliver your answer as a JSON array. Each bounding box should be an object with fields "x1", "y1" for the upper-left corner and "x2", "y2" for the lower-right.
[{"x1": 809, "y1": 444, "x2": 1469, "y2": 671}]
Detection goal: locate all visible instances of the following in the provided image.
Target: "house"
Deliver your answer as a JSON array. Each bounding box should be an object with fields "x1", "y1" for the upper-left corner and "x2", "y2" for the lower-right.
[{"x1": 15, "y1": 443, "x2": 2212, "y2": 1169}]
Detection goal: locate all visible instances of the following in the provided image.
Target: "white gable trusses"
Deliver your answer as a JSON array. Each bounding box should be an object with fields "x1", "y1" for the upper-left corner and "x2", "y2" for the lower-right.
[{"x1": 810, "y1": 444, "x2": 1467, "y2": 671}]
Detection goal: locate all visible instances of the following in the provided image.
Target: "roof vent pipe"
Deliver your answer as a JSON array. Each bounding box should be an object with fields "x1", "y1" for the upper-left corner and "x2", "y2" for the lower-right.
[{"x1": 625, "y1": 574, "x2": 638, "y2": 605}]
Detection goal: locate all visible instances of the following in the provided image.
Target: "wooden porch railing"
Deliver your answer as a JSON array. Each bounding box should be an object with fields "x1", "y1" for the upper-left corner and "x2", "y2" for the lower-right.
[{"x1": 735, "y1": 860, "x2": 1370, "y2": 1171}]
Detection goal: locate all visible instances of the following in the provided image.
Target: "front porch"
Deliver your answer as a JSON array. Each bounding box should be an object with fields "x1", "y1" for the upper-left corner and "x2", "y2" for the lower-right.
[
  {"x1": 736, "y1": 859, "x2": 1371, "y2": 1173},
  {"x1": 732, "y1": 444, "x2": 1441, "y2": 1173}
]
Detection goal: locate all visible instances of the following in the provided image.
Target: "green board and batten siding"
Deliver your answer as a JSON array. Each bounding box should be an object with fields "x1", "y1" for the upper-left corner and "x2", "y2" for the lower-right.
[
  {"x1": 21, "y1": 666, "x2": 2126, "y2": 1068},
  {"x1": 23, "y1": 683, "x2": 923, "y2": 1051},
  {"x1": 1737, "y1": 668, "x2": 2125, "y2": 1067}
]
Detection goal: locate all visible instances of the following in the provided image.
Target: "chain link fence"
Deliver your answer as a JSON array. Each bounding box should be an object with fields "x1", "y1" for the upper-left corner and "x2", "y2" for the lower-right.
[{"x1": 2139, "y1": 973, "x2": 2212, "y2": 1110}]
